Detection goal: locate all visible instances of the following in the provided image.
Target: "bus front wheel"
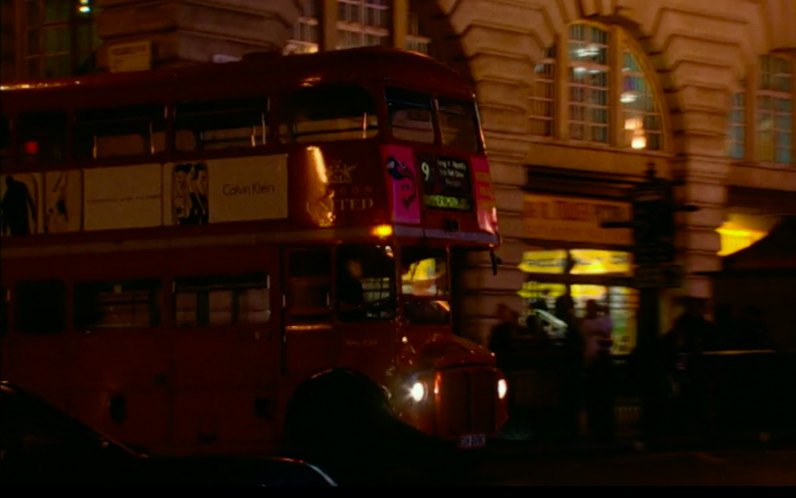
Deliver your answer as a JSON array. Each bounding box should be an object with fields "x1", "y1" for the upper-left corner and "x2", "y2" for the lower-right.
[{"x1": 281, "y1": 370, "x2": 393, "y2": 475}]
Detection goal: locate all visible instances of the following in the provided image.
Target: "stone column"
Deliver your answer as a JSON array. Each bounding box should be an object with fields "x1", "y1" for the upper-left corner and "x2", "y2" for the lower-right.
[
  {"x1": 440, "y1": 1, "x2": 547, "y2": 346},
  {"x1": 390, "y1": 0, "x2": 408, "y2": 49},
  {"x1": 95, "y1": 0, "x2": 301, "y2": 70},
  {"x1": 672, "y1": 155, "x2": 729, "y2": 299},
  {"x1": 319, "y1": 0, "x2": 338, "y2": 52}
]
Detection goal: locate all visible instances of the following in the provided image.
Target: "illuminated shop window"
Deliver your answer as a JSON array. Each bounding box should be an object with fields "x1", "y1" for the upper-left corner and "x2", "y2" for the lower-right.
[
  {"x1": 571, "y1": 284, "x2": 638, "y2": 355},
  {"x1": 569, "y1": 249, "x2": 631, "y2": 275},
  {"x1": 517, "y1": 248, "x2": 636, "y2": 355},
  {"x1": 519, "y1": 249, "x2": 631, "y2": 276},
  {"x1": 531, "y1": 22, "x2": 666, "y2": 151},
  {"x1": 518, "y1": 249, "x2": 567, "y2": 274}
]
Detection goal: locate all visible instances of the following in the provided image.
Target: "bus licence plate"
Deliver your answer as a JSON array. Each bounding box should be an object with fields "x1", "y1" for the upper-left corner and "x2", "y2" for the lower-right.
[{"x1": 458, "y1": 434, "x2": 486, "y2": 449}]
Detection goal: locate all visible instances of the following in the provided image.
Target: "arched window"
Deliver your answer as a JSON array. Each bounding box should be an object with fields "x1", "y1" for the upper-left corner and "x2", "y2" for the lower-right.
[
  {"x1": 530, "y1": 22, "x2": 666, "y2": 152},
  {"x1": 568, "y1": 24, "x2": 610, "y2": 143},
  {"x1": 727, "y1": 54, "x2": 794, "y2": 165},
  {"x1": 621, "y1": 49, "x2": 663, "y2": 151}
]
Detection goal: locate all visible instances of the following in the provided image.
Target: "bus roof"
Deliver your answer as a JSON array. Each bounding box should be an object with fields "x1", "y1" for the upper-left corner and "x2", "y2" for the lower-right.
[{"x1": 1, "y1": 47, "x2": 475, "y2": 112}]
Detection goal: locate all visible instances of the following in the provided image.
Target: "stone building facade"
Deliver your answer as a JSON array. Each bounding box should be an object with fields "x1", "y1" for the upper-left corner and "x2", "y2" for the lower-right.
[{"x1": 2, "y1": 0, "x2": 794, "y2": 350}]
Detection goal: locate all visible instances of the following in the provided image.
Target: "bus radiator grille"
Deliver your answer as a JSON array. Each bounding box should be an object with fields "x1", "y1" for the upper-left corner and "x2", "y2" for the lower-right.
[{"x1": 436, "y1": 368, "x2": 497, "y2": 437}]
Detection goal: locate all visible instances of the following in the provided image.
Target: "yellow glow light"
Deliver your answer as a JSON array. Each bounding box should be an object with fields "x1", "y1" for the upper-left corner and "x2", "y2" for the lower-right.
[
  {"x1": 371, "y1": 224, "x2": 393, "y2": 238},
  {"x1": 717, "y1": 225, "x2": 767, "y2": 256},
  {"x1": 631, "y1": 127, "x2": 647, "y2": 149}
]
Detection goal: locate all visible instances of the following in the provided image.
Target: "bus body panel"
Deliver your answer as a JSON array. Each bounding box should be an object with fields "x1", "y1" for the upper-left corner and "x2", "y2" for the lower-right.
[{"x1": 0, "y1": 47, "x2": 507, "y2": 457}]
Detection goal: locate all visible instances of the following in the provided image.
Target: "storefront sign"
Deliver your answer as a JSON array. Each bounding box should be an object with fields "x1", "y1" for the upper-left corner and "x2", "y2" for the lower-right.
[{"x1": 523, "y1": 193, "x2": 632, "y2": 245}]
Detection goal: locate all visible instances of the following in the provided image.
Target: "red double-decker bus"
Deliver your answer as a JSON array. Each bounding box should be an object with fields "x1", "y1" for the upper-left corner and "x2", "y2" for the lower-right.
[{"x1": 0, "y1": 47, "x2": 507, "y2": 462}]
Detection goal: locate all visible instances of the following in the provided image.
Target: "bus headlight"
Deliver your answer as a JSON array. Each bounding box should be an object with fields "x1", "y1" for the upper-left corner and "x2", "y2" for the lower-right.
[
  {"x1": 409, "y1": 381, "x2": 427, "y2": 403},
  {"x1": 497, "y1": 379, "x2": 508, "y2": 400}
]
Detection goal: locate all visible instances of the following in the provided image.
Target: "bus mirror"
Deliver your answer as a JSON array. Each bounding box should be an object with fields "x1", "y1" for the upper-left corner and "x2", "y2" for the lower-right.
[{"x1": 490, "y1": 249, "x2": 500, "y2": 276}]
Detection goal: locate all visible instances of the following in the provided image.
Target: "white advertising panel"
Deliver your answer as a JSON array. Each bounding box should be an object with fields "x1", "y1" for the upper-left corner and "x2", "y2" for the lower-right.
[{"x1": 84, "y1": 164, "x2": 162, "y2": 230}]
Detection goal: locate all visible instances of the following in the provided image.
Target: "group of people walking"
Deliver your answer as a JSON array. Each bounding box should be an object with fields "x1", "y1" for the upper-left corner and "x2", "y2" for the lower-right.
[
  {"x1": 489, "y1": 293, "x2": 777, "y2": 443},
  {"x1": 489, "y1": 294, "x2": 616, "y2": 442}
]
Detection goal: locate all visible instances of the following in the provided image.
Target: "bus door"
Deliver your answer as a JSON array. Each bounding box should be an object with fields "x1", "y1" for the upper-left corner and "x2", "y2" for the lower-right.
[{"x1": 282, "y1": 247, "x2": 336, "y2": 375}]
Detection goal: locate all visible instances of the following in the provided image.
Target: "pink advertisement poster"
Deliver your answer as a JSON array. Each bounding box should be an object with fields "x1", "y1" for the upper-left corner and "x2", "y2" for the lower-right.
[
  {"x1": 382, "y1": 145, "x2": 421, "y2": 225},
  {"x1": 471, "y1": 156, "x2": 498, "y2": 235}
]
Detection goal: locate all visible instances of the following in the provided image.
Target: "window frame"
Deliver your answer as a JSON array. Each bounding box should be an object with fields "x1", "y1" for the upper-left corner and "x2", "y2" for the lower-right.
[
  {"x1": 73, "y1": 278, "x2": 162, "y2": 331},
  {"x1": 530, "y1": 22, "x2": 669, "y2": 153},
  {"x1": 173, "y1": 272, "x2": 271, "y2": 328},
  {"x1": 23, "y1": 0, "x2": 98, "y2": 79},
  {"x1": 728, "y1": 53, "x2": 795, "y2": 166}
]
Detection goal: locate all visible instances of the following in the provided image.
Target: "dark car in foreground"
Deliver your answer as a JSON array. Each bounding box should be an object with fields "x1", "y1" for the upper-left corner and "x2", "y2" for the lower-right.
[{"x1": 0, "y1": 381, "x2": 336, "y2": 487}]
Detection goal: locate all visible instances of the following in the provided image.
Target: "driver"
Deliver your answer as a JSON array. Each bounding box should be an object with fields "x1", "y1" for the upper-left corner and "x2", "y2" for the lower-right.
[{"x1": 337, "y1": 255, "x2": 366, "y2": 320}]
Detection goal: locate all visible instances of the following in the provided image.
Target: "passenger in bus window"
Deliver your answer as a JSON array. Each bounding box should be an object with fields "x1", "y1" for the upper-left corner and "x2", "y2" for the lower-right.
[{"x1": 337, "y1": 255, "x2": 365, "y2": 320}]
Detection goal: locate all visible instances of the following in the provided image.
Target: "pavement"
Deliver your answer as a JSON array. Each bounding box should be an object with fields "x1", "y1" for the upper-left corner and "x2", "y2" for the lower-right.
[{"x1": 488, "y1": 398, "x2": 796, "y2": 459}]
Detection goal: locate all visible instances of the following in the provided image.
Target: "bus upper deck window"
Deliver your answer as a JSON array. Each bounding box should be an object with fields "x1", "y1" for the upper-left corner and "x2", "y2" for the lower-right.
[
  {"x1": 175, "y1": 97, "x2": 268, "y2": 151},
  {"x1": 74, "y1": 104, "x2": 166, "y2": 160},
  {"x1": 282, "y1": 84, "x2": 378, "y2": 144},
  {"x1": 386, "y1": 87, "x2": 434, "y2": 144},
  {"x1": 438, "y1": 97, "x2": 480, "y2": 154},
  {"x1": 18, "y1": 111, "x2": 68, "y2": 162}
]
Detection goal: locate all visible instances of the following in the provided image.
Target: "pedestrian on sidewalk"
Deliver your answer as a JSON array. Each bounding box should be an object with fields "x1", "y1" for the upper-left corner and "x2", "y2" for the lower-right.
[{"x1": 581, "y1": 299, "x2": 615, "y2": 442}]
